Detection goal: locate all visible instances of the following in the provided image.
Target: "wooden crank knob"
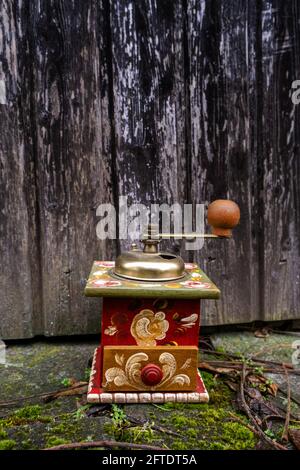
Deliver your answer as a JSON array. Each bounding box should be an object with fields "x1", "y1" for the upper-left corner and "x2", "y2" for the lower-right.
[
  {"x1": 141, "y1": 363, "x2": 163, "y2": 386},
  {"x1": 207, "y1": 199, "x2": 240, "y2": 238}
]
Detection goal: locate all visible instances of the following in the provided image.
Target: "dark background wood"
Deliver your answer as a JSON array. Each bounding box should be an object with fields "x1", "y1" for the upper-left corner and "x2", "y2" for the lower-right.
[{"x1": 0, "y1": 0, "x2": 299, "y2": 339}]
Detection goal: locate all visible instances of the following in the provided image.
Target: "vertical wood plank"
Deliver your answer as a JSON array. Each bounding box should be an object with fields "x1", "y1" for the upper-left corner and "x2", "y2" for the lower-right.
[
  {"x1": 187, "y1": 0, "x2": 260, "y2": 325},
  {"x1": 0, "y1": 0, "x2": 41, "y2": 339},
  {"x1": 29, "y1": 0, "x2": 116, "y2": 335},
  {"x1": 260, "y1": 0, "x2": 300, "y2": 321},
  {"x1": 110, "y1": 0, "x2": 188, "y2": 252}
]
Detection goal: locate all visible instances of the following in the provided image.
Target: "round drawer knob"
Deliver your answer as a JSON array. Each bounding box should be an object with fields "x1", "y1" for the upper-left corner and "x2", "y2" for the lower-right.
[{"x1": 141, "y1": 363, "x2": 163, "y2": 386}]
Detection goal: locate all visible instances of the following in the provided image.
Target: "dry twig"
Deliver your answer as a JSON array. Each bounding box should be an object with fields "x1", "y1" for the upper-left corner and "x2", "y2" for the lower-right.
[
  {"x1": 44, "y1": 440, "x2": 164, "y2": 451},
  {"x1": 127, "y1": 415, "x2": 181, "y2": 437},
  {"x1": 281, "y1": 366, "x2": 291, "y2": 442},
  {"x1": 239, "y1": 363, "x2": 287, "y2": 451},
  {"x1": 200, "y1": 347, "x2": 294, "y2": 370},
  {"x1": 0, "y1": 382, "x2": 88, "y2": 408},
  {"x1": 261, "y1": 415, "x2": 300, "y2": 427}
]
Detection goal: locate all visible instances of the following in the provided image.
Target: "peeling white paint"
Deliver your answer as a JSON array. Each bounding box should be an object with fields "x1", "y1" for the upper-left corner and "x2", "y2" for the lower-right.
[{"x1": 0, "y1": 79, "x2": 6, "y2": 104}]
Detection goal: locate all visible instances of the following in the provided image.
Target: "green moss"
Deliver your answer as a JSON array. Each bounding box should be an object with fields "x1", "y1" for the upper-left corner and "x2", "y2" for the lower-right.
[
  {"x1": 186, "y1": 428, "x2": 198, "y2": 439},
  {"x1": 171, "y1": 439, "x2": 190, "y2": 450},
  {"x1": 50, "y1": 423, "x2": 71, "y2": 434},
  {"x1": 221, "y1": 422, "x2": 255, "y2": 449},
  {"x1": 27, "y1": 346, "x2": 60, "y2": 367},
  {"x1": 201, "y1": 371, "x2": 232, "y2": 406},
  {"x1": 103, "y1": 420, "x2": 157, "y2": 445},
  {"x1": 20, "y1": 439, "x2": 33, "y2": 450},
  {"x1": 171, "y1": 414, "x2": 198, "y2": 428},
  {"x1": 45, "y1": 436, "x2": 71, "y2": 448},
  {"x1": 0, "y1": 428, "x2": 8, "y2": 439},
  {"x1": 13, "y1": 405, "x2": 42, "y2": 420},
  {"x1": 199, "y1": 440, "x2": 230, "y2": 450},
  {"x1": 129, "y1": 425, "x2": 156, "y2": 444},
  {"x1": 0, "y1": 439, "x2": 16, "y2": 450},
  {"x1": 0, "y1": 363, "x2": 257, "y2": 451},
  {"x1": 290, "y1": 424, "x2": 300, "y2": 430},
  {"x1": 0, "y1": 405, "x2": 52, "y2": 427},
  {"x1": 104, "y1": 405, "x2": 157, "y2": 445},
  {"x1": 41, "y1": 412, "x2": 107, "y2": 449},
  {"x1": 47, "y1": 420, "x2": 81, "y2": 437},
  {"x1": 168, "y1": 407, "x2": 256, "y2": 450},
  {"x1": 152, "y1": 371, "x2": 257, "y2": 450},
  {"x1": 153, "y1": 402, "x2": 188, "y2": 411}
]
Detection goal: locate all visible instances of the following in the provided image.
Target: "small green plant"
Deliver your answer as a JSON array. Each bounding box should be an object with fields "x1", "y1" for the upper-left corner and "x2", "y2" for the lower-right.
[
  {"x1": 241, "y1": 356, "x2": 254, "y2": 367},
  {"x1": 105, "y1": 405, "x2": 156, "y2": 443},
  {"x1": 61, "y1": 377, "x2": 72, "y2": 387},
  {"x1": 265, "y1": 428, "x2": 275, "y2": 439},
  {"x1": 130, "y1": 421, "x2": 154, "y2": 443},
  {"x1": 108, "y1": 404, "x2": 129, "y2": 440},
  {"x1": 73, "y1": 403, "x2": 91, "y2": 420},
  {"x1": 84, "y1": 368, "x2": 91, "y2": 382},
  {"x1": 254, "y1": 366, "x2": 265, "y2": 376}
]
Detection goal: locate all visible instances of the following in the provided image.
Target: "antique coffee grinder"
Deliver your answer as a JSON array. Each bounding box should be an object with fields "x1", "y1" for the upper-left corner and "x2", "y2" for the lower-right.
[{"x1": 85, "y1": 200, "x2": 240, "y2": 404}]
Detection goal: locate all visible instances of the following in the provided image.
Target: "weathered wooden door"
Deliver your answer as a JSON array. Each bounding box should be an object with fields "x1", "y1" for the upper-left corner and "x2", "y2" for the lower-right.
[{"x1": 1, "y1": 0, "x2": 300, "y2": 339}]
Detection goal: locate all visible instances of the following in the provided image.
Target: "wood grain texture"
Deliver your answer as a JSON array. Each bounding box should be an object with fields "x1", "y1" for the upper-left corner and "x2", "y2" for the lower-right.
[
  {"x1": 187, "y1": 0, "x2": 260, "y2": 325},
  {"x1": 0, "y1": 0, "x2": 41, "y2": 339},
  {"x1": 0, "y1": 0, "x2": 300, "y2": 338},
  {"x1": 28, "y1": 0, "x2": 117, "y2": 335},
  {"x1": 260, "y1": 1, "x2": 300, "y2": 321},
  {"x1": 110, "y1": 0, "x2": 188, "y2": 253},
  {"x1": 1, "y1": 0, "x2": 118, "y2": 338}
]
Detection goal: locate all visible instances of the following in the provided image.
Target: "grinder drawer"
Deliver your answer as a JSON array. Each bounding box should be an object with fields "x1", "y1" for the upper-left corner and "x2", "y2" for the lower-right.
[{"x1": 102, "y1": 345, "x2": 198, "y2": 392}]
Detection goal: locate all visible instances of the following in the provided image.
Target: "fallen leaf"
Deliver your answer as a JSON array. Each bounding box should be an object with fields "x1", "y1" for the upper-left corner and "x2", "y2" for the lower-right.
[
  {"x1": 247, "y1": 374, "x2": 265, "y2": 386},
  {"x1": 247, "y1": 374, "x2": 278, "y2": 397},
  {"x1": 254, "y1": 328, "x2": 270, "y2": 338},
  {"x1": 198, "y1": 362, "x2": 236, "y2": 375},
  {"x1": 224, "y1": 380, "x2": 238, "y2": 392},
  {"x1": 267, "y1": 382, "x2": 278, "y2": 397},
  {"x1": 246, "y1": 386, "x2": 263, "y2": 400}
]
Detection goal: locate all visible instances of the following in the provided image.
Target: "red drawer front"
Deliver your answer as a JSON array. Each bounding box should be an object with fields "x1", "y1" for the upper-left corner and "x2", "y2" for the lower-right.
[{"x1": 101, "y1": 297, "x2": 200, "y2": 347}]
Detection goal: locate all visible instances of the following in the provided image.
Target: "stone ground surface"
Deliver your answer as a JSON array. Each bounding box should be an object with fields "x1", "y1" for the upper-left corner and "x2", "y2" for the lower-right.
[
  {"x1": 0, "y1": 332, "x2": 299, "y2": 450},
  {"x1": 211, "y1": 331, "x2": 300, "y2": 405}
]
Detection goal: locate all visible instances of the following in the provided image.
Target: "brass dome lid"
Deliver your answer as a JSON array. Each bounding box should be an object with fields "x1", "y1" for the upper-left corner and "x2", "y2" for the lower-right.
[{"x1": 113, "y1": 243, "x2": 185, "y2": 282}]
